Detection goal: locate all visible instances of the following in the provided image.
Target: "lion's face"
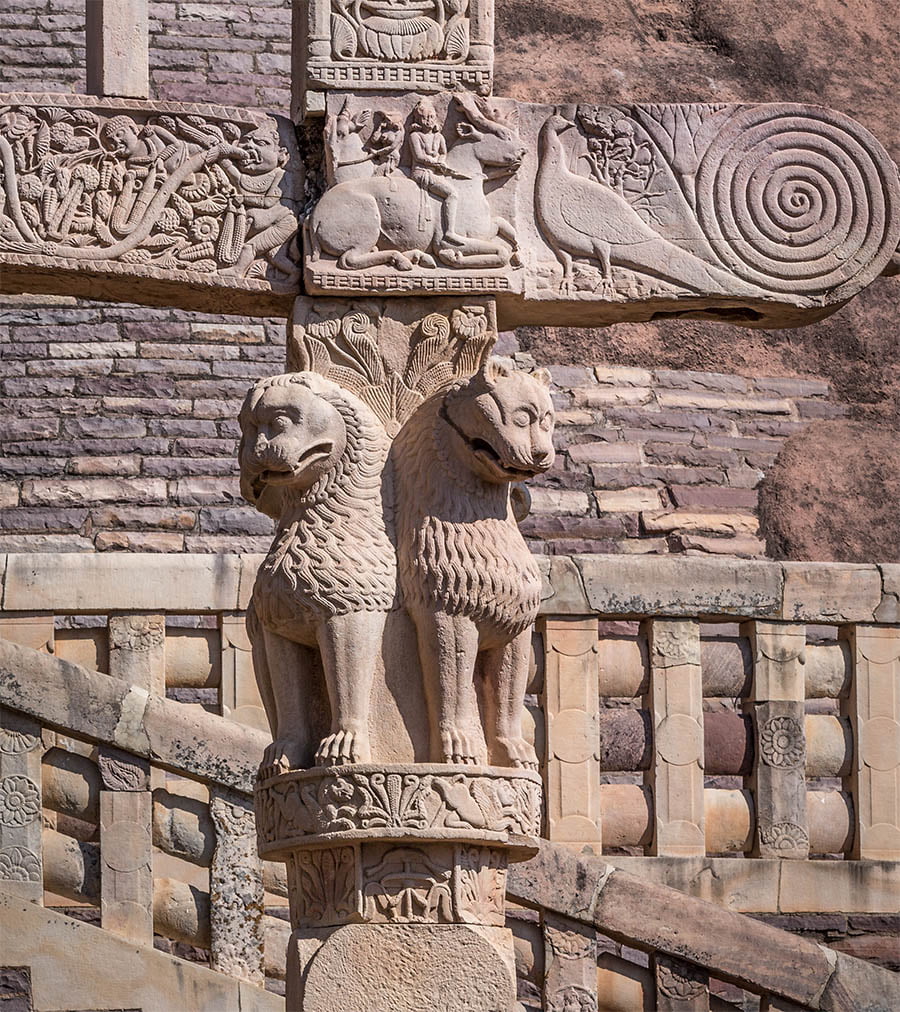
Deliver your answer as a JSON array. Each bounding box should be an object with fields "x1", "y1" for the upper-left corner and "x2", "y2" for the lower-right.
[
  {"x1": 239, "y1": 378, "x2": 347, "y2": 508},
  {"x1": 444, "y1": 359, "x2": 555, "y2": 484}
]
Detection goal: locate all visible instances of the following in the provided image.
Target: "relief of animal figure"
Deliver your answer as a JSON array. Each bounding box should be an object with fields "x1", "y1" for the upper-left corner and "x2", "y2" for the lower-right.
[
  {"x1": 536, "y1": 112, "x2": 766, "y2": 299},
  {"x1": 391, "y1": 357, "x2": 555, "y2": 768},
  {"x1": 309, "y1": 93, "x2": 525, "y2": 272},
  {"x1": 239, "y1": 372, "x2": 396, "y2": 773}
]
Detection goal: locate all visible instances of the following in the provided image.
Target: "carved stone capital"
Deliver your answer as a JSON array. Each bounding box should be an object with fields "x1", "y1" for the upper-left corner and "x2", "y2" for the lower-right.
[{"x1": 255, "y1": 764, "x2": 542, "y2": 859}]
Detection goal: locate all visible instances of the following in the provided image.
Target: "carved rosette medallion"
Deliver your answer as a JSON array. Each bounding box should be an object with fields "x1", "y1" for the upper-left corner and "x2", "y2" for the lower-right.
[
  {"x1": 0, "y1": 775, "x2": 40, "y2": 827},
  {"x1": 759, "y1": 715, "x2": 805, "y2": 769}
]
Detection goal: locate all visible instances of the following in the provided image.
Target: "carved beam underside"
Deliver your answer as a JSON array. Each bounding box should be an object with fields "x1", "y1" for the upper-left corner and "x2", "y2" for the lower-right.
[
  {"x1": 0, "y1": 94, "x2": 303, "y2": 316},
  {"x1": 308, "y1": 92, "x2": 900, "y2": 329}
]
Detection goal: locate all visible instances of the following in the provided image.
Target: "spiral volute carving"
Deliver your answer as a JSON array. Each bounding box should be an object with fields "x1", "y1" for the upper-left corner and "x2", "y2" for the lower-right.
[{"x1": 696, "y1": 105, "x2": 900, "y2": 300}]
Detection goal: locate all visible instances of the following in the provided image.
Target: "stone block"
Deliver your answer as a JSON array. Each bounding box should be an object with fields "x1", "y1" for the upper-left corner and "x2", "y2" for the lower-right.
[
  {"x1": 642, "y1": 509, "x2": 758, "y2": 534},
  {"x1": 781, "y1": 563, "x2": 882, "y2": 622},
  {"x1": 596, "y1": 487, "x2": 662, "y2": 512},
  {"x1": 594, "y1": 365, "x2": 653, "y2": 386},
  {"x1": 778, "y1": 860, "x2": 900, "y2": 914},
  {"x1": 568, "y1": 441, "x2": 642, "y2": 464},
  {"x1": 571, "y1": 555, "x2": 782, "y2": 618}
]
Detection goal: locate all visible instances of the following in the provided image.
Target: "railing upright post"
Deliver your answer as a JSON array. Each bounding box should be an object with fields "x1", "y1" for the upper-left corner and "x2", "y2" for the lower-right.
[
  {"x1": 85, "y1": 0, "x2": 150, "y2": 100},
  {"x1": 842, "y1": 625, "x2": 900, "y2": 860},
  {"x1": 0, "y1": 706, "x2": 44, "y2": 903},
  {"x1": 541, "y1": 618, "x2": 602, "y2": 853},
  {"x1": 652, "y1": 953, "x2": 710, "y2": 1011},
  {"x1": 743, "y1": 621, "x2": 809, "y2": 859},
  {"x1": 219, "y1": 612, "x2": 268, "y2": 731},
  {"x1": 646, "y1": 619, "x2": 705, "y2": 857}
]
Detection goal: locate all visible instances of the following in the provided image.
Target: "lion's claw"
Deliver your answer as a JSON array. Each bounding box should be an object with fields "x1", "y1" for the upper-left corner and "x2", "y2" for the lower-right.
[
  {"x1": 494, "y1": 736, "x2": 538, "y2": 771},
  {"x1": 441, "y1": 727, "x2": 486, "y2": 767},
  {"x1": 316, "y1": 728, "x2": 370, "y2": 766}
]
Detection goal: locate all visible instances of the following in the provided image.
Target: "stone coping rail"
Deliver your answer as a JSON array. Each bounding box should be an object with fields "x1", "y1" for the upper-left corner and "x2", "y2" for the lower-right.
[
  {"x1": 0, "y1": 637, "x2": 265, "y2": 795},
  {"x1": 1, "y1": 553, "x2": 898, "y2": 623},
  {"x1": 508, "y1": 841, "x2": 899, "y2": 1011}
]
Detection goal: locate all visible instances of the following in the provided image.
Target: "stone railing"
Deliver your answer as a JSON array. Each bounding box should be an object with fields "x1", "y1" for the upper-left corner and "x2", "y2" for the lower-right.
[{"x1": 1, "y1": 552, "x2": 898, "y2": 1008}]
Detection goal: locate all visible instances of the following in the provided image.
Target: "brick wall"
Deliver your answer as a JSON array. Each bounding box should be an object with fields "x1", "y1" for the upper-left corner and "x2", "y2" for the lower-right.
[
  {"x1": 0, "y1": 1, "x2": 847, "y2": 557},
  {"x1": 1, "y1": 0, "x2": 292, "y2": 110},
  {"x1": 0, "y1": 295, "x2": 841, "y2": 555}
]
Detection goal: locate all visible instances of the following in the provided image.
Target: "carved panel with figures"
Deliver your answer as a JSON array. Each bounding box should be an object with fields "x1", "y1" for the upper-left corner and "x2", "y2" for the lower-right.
[
  {"x1": 0, "y1": 94, "x2": 302, "y2": 314},
  {"x1": 296, "y1": 0, "x2": 494, "y2": 112}
]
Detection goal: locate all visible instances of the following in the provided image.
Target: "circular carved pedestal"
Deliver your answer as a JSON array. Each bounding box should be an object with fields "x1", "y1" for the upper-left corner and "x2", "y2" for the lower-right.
[{"x1": 256, "y1": 764, "x2": 542, "y2": 1011}]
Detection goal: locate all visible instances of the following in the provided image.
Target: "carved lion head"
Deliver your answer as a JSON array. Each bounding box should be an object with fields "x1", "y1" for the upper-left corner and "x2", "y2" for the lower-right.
[
  {"x1": 442, "y1": 357, "x2": 555, "y2": 484},
  {"x1": 239, "y1": 373, "x2": 348, "y2": 517}
]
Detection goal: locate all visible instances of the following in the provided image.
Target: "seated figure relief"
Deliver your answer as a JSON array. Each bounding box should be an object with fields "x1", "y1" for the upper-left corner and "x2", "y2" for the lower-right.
[{"x1": 309, "y1": 92, "x2": 524, "y2": 273}]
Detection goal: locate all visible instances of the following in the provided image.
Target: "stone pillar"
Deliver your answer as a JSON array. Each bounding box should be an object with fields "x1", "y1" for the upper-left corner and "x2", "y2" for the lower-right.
[
  {"x1": 744, "y1": 622, "x2": 809, "y2": 859},
  {"x1": 256, "y1": 764, "x2": 541, "y2": 1012},
  {"x1": 542, "y1": 618, "x2": 601, "y2": 853},
  {"x1": 97, "y1": 747, "x2": 153, "y2": 943},
  {"x1": 219, "y1": 613, "x2": 268, "y2": 732},
  {"x1": 86, "y1": 0, "x2": 149, "y2": 100},
  {"x1": 843, "y1": 625, "x2": 900, "y2": 860},
  {"x1": 0, "y1": 707, "x2": 43, "y2": 902},
  {"x1": 646, "y1": 619, "x2": 705, "y2": 857},
  {"x1": 543, "y1": 912, "x2": 598, "y2": 1012},
  {"x1": 653, "y1": 954, "x2": 710, "y2": 1011},
  {"x1": 108, "y1": 614, "x2": 166, "y2": 696},
  {"x1": 210, "y1": 787, "x2": 265, "y2": 985}
]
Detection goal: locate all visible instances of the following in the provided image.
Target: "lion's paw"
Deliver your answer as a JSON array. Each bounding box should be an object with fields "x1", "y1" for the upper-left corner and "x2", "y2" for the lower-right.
[
  {"x1": 493, "y1": 736, "x2": 538, "y2": 771},
  {"x1": 316, "y1": 728, "x2": 371, "y2": 766},
  {"x1": 259, "y1": 738, "x2": 304, "y2": 780},
  {"x1": 441, "y1": 727, "x2": 486, "y2": 767}
]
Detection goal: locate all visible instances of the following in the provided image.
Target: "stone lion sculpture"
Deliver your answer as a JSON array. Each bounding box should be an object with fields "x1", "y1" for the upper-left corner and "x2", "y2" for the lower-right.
[
  {"x1": 239, "y1": 372, "x2": 396, "y2": 772},
  {"x1": 391, "y1": 357, "x2": 555, "y2": 768}
]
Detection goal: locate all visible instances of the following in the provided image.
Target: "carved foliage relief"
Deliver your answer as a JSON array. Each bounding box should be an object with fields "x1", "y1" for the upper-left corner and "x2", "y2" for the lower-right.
[
  {"x1": 0, "y1": 95, "x2": 301, "y2": 296},
  {"x1": 288, "y1": 300, "x2": 495, "y2": 433},
  {"x1": 255, "y1": 766, "x2": 542, "y2": 851}
]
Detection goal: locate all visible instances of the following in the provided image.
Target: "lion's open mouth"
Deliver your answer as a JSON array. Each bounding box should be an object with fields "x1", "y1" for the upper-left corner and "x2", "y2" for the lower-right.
[
  {"x1": 471, "y1": 438, "x2": 539, "y2": 479},
  {"x1": 258, "y1": 441, "x2": 334, "y2": 485}
]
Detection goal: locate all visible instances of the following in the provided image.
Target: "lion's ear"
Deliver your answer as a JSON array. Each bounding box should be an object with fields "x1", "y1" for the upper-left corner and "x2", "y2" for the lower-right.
[
  {"x1": 481, "y1": 356, "x2": 513, "y2": 387},
  {"x1": 531, "y1": 367, "x2": 552, "y2": 388}
]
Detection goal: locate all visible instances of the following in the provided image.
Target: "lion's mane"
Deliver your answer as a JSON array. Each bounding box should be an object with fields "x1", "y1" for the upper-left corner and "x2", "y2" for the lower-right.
[
  {"x1": 246, "y1": 373, "x2": 396, "y2": 630},
  {"x1": 391, "y1": 387, "x2": 542, "y2": 637}
]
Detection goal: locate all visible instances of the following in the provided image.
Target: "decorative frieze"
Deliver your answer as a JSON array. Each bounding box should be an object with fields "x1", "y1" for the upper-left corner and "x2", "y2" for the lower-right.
[
  {"x1": 305, "y1": 95, "x2": 900, "y2": 329},
  {"x1": 0, "y1": 94, "x2": 302, "y2": 315}
]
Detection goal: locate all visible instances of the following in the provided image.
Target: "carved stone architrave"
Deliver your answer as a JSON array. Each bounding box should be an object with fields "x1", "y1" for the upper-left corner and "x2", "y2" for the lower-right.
[
  {"x1": 209, "y1": 787, "x2": 265, "y2": 986},
  {"x1": 0, "y1": 707, "x2": 43, "y2": 903},
  {"x1": 305, "y1": 95, "x2": 900, "y2": 329},
  {"x1": 288, "y1": 295, "x2": 497, "y2": 435},
  {"x1": 0, "y1": 94, "x2": 302, "y2": 315},
  {"x1": 294, "y1": 0, "x2": 494, "y2": 118}
]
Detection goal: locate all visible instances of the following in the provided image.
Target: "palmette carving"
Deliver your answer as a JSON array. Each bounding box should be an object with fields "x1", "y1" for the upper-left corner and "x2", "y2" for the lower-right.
[
  {"x1": 255, "y1": 765, "x2": 542, "y2": 851},
  {"x1": 240, "y1": 372, "x2": 396, "y2": 773},
  {"x1": 454, "y1": 845, "x2": 507, "y2": 925},
  {"x1": 0, "y1": 96, "x2": 300, "y2": 296},
  {"x1": 0, "y1": 845, "x2": 41, "y2": 882},
  {"x1": 392, "y1": 357, "x2": 554, "y2": 767},
  {"x1": 288, "y1": 302, "x2": 494, "y2": 433},
  {"x1": 289, "y1": 846, "x2": 358, "y2": 925},
  {"x1": 362, "y1": 846, "x2": 453, "y2": 921}
]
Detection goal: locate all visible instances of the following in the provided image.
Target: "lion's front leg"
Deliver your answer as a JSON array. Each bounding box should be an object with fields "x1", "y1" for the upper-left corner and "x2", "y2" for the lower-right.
[
  {"x1": 315, "y1": 610, "x2": 386, "y2": 766},
  {"x1": 481, "y1": 629, "x2": 538, "y2": 770},
  {"x1": 411, "y1": 606, "x2": 486, "y2": 766},
  {"x1": 254, "y1": 623, "x2": 319, "y2": 778}
]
